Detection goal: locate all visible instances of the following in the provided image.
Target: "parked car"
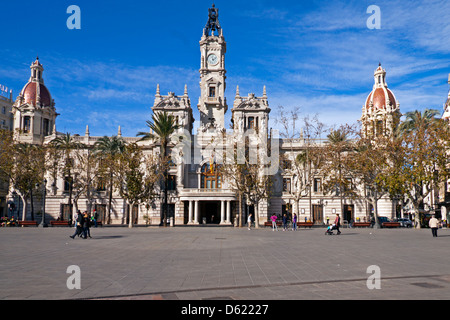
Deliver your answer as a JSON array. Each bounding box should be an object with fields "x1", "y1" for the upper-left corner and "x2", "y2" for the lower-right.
[
  {"x1": 397, "y1": 218, "x2": 413, "y2": 228},
  {"x1": 377, "y1": 216, "x2": 389, "y2": 225}
]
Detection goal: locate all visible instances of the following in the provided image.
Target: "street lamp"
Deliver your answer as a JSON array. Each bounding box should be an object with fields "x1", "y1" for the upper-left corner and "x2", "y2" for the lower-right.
[
  {"x1": 39, "y1": 179, "x2": 47, "y2": 227},
  {"x1": 10, "y1": 191, "x2": 17, "y2": 219}
]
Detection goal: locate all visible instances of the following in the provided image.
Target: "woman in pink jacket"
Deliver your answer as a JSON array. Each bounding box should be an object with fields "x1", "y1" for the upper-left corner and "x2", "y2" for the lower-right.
[{"x1": 270, "y1": 214, "x2": 278, "y2": 231}]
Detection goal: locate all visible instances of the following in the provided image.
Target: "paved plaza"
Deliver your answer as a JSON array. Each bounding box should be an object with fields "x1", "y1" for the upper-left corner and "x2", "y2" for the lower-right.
[{"x1": 0, "y1": 225, "x2": 449, "y2": 300}]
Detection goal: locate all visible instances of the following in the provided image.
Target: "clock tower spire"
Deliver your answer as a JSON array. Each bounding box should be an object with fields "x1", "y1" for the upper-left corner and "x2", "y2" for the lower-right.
[{"x1": 198, "y1": 4, "x2": 227, "y2": 134}]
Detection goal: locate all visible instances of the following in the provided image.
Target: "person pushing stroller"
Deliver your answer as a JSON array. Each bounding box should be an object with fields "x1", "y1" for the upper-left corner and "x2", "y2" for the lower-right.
[{"x1": 325, "y1": 224, "x2": 337, "y2": 235}]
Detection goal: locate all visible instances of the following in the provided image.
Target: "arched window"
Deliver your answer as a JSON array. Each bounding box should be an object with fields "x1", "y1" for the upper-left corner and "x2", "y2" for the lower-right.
[
  {"x1": 23, "y1": 116, "x2": 31, "y2": 133},
  {"x1": 201, "y1": 163, "x2": 222, "y2": 189}
]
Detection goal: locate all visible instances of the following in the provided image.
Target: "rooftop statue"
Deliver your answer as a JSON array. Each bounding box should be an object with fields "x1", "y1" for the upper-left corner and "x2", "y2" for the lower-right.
[{"x1": 204, "y1": 4, "x2": 221, "y2": 36}]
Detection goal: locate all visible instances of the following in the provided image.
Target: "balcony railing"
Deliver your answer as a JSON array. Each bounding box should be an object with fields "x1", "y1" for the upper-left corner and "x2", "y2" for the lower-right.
[{"x1": 181, "y1": 188, "x2": 233, "y2": 193}]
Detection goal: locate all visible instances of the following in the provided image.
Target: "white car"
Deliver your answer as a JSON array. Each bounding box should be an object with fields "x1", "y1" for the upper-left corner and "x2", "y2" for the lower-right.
[{"x1": 398, "y1": 218, "x2": 413, "y2": 228}]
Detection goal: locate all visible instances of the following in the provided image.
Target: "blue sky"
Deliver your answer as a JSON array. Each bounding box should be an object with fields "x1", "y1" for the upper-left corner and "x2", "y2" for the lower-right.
[{"x1": 0, "y1": 0, "x2": 449, "y2": 138}]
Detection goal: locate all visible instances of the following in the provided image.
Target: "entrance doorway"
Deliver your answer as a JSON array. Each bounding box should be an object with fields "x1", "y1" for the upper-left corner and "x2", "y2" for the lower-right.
[
  {"x1": 343, "y1": 204, "x2": 354, "y2": 223},
  {"x1": 312, "y1": 204, "x2": 323, "y2": 224},
  {"x1": 160, "y1": 203, "x2": 175, "y2": 225},
  {"x1": 200, "y1": 201, "x2": 220, "y2": 224},
  {"x1": 94, "y1": 204, "x2": 107, "y2": 224},
  {"x1": 60, "y1": 204, "x2": 73, "y2": 221},
  {"x1": 126, "y1": 204, "x2": 139, "y2": 225}
]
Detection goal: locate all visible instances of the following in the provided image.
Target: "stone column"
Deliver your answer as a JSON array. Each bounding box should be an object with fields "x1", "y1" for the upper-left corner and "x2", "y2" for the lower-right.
[
  {"x1": 220, "y1": 200, "x2": 225, "y2": 224},
  {"x1": 188, "y1": 200, "x2": 193, "y2": 224},
  {"x1": 226, "y1": 200, "x2": 231, "y2": 224},
  {"x1": 194, "y1": 200, "x2": 199, "y2": 224}
]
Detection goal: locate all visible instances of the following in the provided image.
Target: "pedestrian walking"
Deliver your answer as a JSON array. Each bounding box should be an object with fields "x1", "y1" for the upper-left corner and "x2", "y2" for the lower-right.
[
  {"x1": 429, "y1": 214, "x2": 439, "y2": 237},
  {"x1": 82, "y1": 211, "x2": 92, "y2": 239},
  {"x1": 248, "y1": 213, "x2": 252, "y2": 230},
  {"x1": 292, "y1": 213, "x2": 297, "y2": 231},
  {"x1": 72, "y1": 210, "x2": 79, "y2": 229},
  {"x1": 334, "y1": 213, "x2": 341, "y2": 235},
  {"x1": 70, "y1": 210, "x2": 84, "y2": 239},
  {"x1": 93, "y1": 209, "x2": 98, "y2": 228},
  {"x1": 270, "y1": 214, "x2": 278, "y2": 231}
]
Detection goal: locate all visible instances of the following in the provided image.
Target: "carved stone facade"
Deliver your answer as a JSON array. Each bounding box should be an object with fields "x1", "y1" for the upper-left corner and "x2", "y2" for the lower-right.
[
  {"x1": 11, "y1": 57, "x2": 58, "y2": 145},
  {"x1": 442, "y1": 74, "x2": 450, "y2": 122},
  {"x1": 7, "y1": 5, "x2": 435, "y2": 227},
  {"x1": 361, "y1": 64, "x2": 401, "y2": 138},
  {"x1": 0, "y1": 91, "x2": 13, "y2": 217}
]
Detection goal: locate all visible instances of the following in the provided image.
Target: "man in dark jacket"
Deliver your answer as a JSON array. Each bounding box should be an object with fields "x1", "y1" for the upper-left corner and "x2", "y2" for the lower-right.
[
  {"x1": 70, "y1": 211, "x2": 84, "y2": 239},
  {"x1": 82, "y1": 212, "x2": 91, "y2": 239}
]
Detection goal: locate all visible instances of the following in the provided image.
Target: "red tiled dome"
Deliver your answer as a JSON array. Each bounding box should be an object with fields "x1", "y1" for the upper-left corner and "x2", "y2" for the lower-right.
[
  {"x1": 365, "y1": 87, "x2": 397, "y2": 110},
  {"x1": 21, "y1": 81, "x2": 52, "y2": 107},
  {"x1": 365, "y1": 64, "x2": 397, "y2": 110}
]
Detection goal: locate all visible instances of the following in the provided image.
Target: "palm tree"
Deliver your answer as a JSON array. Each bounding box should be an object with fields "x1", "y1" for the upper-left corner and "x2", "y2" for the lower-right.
[
  {"x1": 93, "y1": 135, "x2": 125, "y2": 224},
  {"x1": 51, "y1": 133, "x2": 83, "y2": 220},
  {"x1": 327, "y1": 128, "x2": 348, "y2": 145},
  {"x1": 137, "y1": 111, "x2": 180, "y2": 226},
  {"x1": 398, "y1": 109, "x2": 440, "y2": 135},
  {"x1": 326, "y1": 128, "x2": 349, "y2": 219},
  {"x1": 396, "y1": 108, "x2": 442, "y2": 228}
]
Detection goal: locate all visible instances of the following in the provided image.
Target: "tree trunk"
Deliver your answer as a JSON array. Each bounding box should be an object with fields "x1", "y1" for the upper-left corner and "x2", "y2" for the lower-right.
[
  {"x1": 20, "y1": 195, "x2": 28, "y2": 221},
  {"x1": 108, "y1": 170, "x2": 113, "y2": 224},
  {"x1": 30, "y1": 187, "x2": 35, "y2": 221},
  {"x1": 163, "y1": 171, "x2": 168, "y2": 227},
  {"x1": 68, "y1": 175, "x2": 73, "y2": 221},
  {"x1": 238, "y1": 191, "x2": 243, "y2": 227},
  {"x1": 128, "y1": 202, "x2": 134, "y2": 228},
  {"x1": 414, "y1": 206, "x2": 421, "y2": 229},
  {"x1": 254, "y1": 200, "x2": 260, "y2": 229},
  {"x1": 162, "y1": 141, "x2": 168, "y2": 227},
  {"x1": 372, "y1": 196, "x2": 381, "y2": 229},
  {"x1": 73, "y1": 198, "x2": 79, "y2": 215}
]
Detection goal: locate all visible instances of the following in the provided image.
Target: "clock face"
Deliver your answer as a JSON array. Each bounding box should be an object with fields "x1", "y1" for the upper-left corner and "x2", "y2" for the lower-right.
[{"x1": 207, "y1": 54, "x2": 219, "y2": 66}]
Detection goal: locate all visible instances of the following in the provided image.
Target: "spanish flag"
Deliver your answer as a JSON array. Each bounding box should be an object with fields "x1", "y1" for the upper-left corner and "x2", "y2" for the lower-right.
[{"x1": 210, "y1": 154, "x2": 215, "y2": 174}]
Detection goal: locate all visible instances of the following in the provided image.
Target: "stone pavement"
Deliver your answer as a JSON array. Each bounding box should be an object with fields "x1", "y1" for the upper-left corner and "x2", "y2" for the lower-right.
[{"x1": 1, "y1": 225, "x2": 449, "y2": 300}]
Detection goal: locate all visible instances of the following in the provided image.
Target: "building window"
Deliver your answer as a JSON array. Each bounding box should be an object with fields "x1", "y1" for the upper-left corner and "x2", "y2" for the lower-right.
[
  {"x1": 281, "y1": 159, "x2": 292, "y2": 170},
  {"x1": 376, "y1": 120, "x2": 383, "y2": 136},
  {"x1": 201, "y1": 163, "x2": 222, "y2": 189},
  {"x1": 23, "y1": 116, "x2": 31, "y2": 133},
  {"x1": 283, "y1": 178, "x2": 291, "y2": 193},
  {"x1": 43, "y1": 119, "x2": 50, "y2": 136},
  {"x1": 64, "y1": 176, "x2": 73, "y2": 192},
  {"x1": 314, "y1": 178, "x2": 322, "y2": 193},
  {"x1": 344, "y1": 178, "x2": 353, "y2": 192},
  {"x1": 209, "y1": 87, "x2": 216, "y2": 97},
  {"x1": 248, "y1": 117, "x2": 255, "y2": 129},
  {"x1": 1, "y1": 107, "x2": 5, "y2": 114},
  {"x1": 168, "y1": 175, "x2": 177, "y2": 191},
  {"x1": 96, "y1": 177, "x2": 106, "y2": 192}
]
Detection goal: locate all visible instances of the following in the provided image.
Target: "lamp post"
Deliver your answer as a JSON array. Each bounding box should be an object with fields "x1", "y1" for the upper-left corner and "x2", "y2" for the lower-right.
[
  {"x1": 10, "y1": 191, "x2": 17, "y2": 219},
  {"x1": 39, "y1": 179, "x2": 47, "y2": 227}
]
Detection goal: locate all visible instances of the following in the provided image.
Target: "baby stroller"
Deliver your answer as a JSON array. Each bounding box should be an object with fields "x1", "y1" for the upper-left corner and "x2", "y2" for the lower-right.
[{"x1": 325, "y1": 224, "x2": 336, "y2": 235}]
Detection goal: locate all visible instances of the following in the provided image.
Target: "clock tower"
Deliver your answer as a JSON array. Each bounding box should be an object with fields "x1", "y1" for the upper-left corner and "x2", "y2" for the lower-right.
[{"x1": 198, "y1": 4, "x2": 227, "y2": 134}]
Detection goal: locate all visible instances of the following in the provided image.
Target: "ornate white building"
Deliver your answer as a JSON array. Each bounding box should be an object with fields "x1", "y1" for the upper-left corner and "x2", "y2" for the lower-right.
[
  {"x1": 7, "y1": 5, "x2": 433, "y2": 227},
  {"x1": 0, "y1": 85, "x2": 14, "y2": 217},
  {"x1": 361, "y1": 63, "x2": 401, "y2": 138}
]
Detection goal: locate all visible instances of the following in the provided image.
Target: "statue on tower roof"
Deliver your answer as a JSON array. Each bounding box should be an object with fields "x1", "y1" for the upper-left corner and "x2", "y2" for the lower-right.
[{"x1": 204, "y1": 4, "x2": 221, "y2": 36}]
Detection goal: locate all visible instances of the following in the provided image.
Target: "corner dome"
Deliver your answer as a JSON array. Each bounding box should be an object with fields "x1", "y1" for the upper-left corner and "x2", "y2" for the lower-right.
[
  {"x1": 365, "y1": 87, "x2": 397, "y2": 110},
  {"x1": 21, "y1": 82, "x2": 52, "y2": 107},
  {"x1": 18, "y1": 57, "x2": 53, "y2": 107},
  {"x1": 365, "y1": 64, "x2": 398, "y2": 110}
]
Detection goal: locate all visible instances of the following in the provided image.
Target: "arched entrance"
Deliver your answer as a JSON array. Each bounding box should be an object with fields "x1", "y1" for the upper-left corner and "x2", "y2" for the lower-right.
[{"x1": 200, "y1": 201, "x2": 220, "y2": 224}]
